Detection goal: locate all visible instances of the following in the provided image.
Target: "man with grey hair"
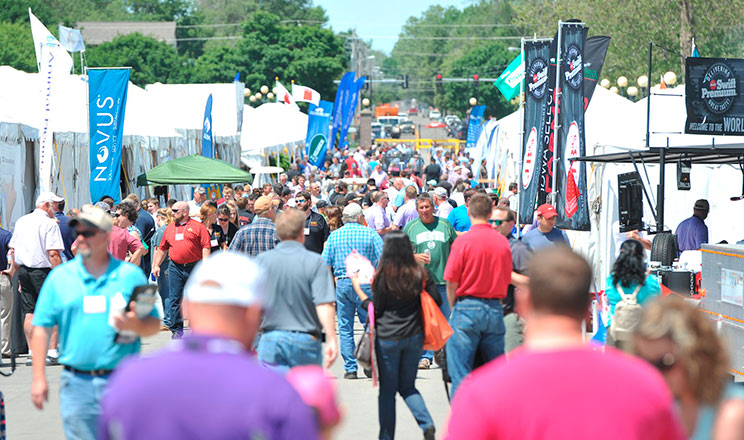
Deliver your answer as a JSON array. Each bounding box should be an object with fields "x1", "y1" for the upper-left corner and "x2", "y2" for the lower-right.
[
  {"x1": 322, "y1": 203, "x2": 383, "y2": 379},
  {"x1": 188, "y1": 187, "x2": 207, "y2": 220},
  {"x1": 7, "y1": 191, "x2": 65, "y2": 365},
  {"x1": 255, "y1": 209, "x2": 337, "y2": 369}
]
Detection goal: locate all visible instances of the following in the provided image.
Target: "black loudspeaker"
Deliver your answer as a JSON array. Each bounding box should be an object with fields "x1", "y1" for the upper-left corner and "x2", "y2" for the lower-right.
[
  {"x1": 677, "y1": 159, "x2": 691, "y2": 190},
  {"x1": 618, "y1": 171, "x2": 644, "y2": 233}
]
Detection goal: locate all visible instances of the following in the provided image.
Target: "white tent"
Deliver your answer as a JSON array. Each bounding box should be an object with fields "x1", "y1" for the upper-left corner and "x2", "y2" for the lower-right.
[{"x1": 240, "y1": 102, "x2": 308, "y2": 168}]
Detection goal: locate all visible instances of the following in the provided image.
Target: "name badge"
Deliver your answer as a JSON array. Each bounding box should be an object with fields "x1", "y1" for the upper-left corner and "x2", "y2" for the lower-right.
[
  {"x1": 83, "y1": 295, "x2": 107, "y2": 314},
  {"x1": 304, "y1": 228, "x2": 310, "y2": 236},
  {"x1": 210, "y1": 239, "x2": 218, "y2": 247},
  {"x1": 175, "y1": 233, "x2": 184, "y2": 241}
]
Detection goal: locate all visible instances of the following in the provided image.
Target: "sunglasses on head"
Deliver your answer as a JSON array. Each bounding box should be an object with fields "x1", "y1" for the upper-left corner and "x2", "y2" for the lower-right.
[
  {"x1": 76, "y1": 229, "x2": 98, "y2": 238},
  {"x1": 488, "y1": 219, "x2": 504, "y2": 226},
  {"x1": 646, "y1": 353, "x2": 677, "y2": 372}
]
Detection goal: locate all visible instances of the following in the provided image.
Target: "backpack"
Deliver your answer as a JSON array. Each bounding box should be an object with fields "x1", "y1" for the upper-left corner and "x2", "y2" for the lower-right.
[{"x1": 610, "y1": 282, "x2": 643, "y2": 342}]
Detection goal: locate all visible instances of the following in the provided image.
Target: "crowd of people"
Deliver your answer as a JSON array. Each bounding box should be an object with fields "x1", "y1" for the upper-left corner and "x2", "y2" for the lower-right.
[{"x1": 0, "y1": 143, "x2": 741, "y2": 439}]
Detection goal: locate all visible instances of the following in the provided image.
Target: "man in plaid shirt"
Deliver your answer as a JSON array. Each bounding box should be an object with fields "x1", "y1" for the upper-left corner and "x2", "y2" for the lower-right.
[
  {"x1": 322, "y1": 203, "x2": 383, "y2": 379},
  {"x1": 229, "y1": 196, "x2": 279, "y2": 256}
]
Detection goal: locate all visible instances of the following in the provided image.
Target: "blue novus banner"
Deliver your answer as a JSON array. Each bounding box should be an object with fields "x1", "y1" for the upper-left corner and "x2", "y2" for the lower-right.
[
  {"x1": 201, "y1": 94, "x2": 214, "y2": 158},
  {"x1": 306, "y1": 100, "x2": 334, "y2": 169},
  {"x1": 465, "y1": 105, "x2": 486, "y2": 149},
  {"x1": 88, "y1": 69, "x2": 129, "y2": 204}
]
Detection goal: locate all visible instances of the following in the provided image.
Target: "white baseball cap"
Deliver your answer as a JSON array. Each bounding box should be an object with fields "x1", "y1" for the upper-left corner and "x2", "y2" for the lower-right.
[
  {"x1": 184, "y1": 252, "x2": 264, "y2": 307},
  {"x1": 36, "y1": 191, "x2": 64, "y2": 206}
]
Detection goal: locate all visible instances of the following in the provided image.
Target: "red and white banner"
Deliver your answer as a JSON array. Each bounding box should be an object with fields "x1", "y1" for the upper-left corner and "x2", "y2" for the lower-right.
[
  {"x1": 275, "y1": 81, "x2": 295, "y2": 105},
  {"x1": 291, "y1": 84, "x2": 321, "y2": 106}
]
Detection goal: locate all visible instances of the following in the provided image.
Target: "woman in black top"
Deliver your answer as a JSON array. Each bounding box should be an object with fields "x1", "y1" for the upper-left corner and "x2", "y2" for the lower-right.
[
  {"x1": 352, "y1": 230, "x2": 440, "y2": 440},
  {"x1": 213, "y1": 205, "x2": 238, "y2": 248}
]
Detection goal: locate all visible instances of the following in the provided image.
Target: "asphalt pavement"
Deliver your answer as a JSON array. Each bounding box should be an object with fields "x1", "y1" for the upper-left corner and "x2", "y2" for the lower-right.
[{"x1": 2, "y1": 322, "x2": 452, "y2": 439}]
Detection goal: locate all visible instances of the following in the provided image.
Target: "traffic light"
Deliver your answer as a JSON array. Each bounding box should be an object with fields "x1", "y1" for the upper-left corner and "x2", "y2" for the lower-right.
[
  {"x1": 473, "y1": 74, "x2": 479, "y2": 88},
  {"x1": 402, "y1": 74, "x2": 409, "y2": 89},
  {"x1": 435, "y1": 73, "x2": 443, "y2": 92}
]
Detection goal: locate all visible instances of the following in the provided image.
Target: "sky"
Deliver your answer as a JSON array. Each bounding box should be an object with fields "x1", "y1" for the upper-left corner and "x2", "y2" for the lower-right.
[{"x1": 316, "y1": 0, "x2": 469, "y2": 54}]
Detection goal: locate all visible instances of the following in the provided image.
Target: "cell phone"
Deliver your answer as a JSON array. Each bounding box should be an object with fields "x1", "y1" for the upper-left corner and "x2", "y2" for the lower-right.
[
  {"x1": 115, "y1": 284, "x2": 158, "y2": 344},
  {"x1": 126, "y1": 284, "x2": 158, "y2": 312}
]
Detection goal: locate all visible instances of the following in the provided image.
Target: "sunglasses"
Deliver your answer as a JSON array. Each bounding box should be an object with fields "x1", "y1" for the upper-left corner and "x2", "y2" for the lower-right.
[
  {"x1": 646, "y1": 353, "x2": 676, "y2": 372},
  {"x1": 488, "y1": 219, "x2": 504, "y2": 226},
  {"x1": 112, "y1": 213, "x2": 121, "y2": 218},
  {"x1": 295, "y1": 199, "x2": 307, "y2": 203},
  {"x1": 218, "y1": 217, "x2": 229, "y2": 222},
  {"x1": 171, "y1": 208, "x2": 181, "y2": 212},
  {"x1": 76, "y1": 229, "x2": 98, "y2": 238}
]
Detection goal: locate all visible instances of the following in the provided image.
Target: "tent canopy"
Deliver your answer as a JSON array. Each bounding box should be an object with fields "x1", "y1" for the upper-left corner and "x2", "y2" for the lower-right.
[{"x1": 136, "y1": 154, "x2": 252, "y2": 186}]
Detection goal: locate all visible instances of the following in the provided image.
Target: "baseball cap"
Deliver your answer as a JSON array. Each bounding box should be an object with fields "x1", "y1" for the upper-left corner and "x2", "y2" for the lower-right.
[
  {"x1": 536, "y1": 203, "x2": 558, "y2": 219},
  {"x1": 694, "y1": 199, "x2": 709, "y2": 211},
  {"x1": 286, "y1": 366, "x2": 341, "y2": 428},
  {"x1": 253, "y1": 196, "x2": 274, "y2": 213},
  {"x1": 184, "y1": 252, "x2": 263, "y2": 307},
  {"x1": 432, "y1": 187, "x2": 448, "y2": 198},
  {"x1": 342, "y1": 203, "x2": 362, "y2": 220},
  {"x1": 68, "y1": 206, "x2": 113, "y2": 232},
  {"x1": 196, "y1": 187, "x2": 207, "y2": 194},
  {"x1": 36, "y1": 191, "x2": 64, "y2": 206}
]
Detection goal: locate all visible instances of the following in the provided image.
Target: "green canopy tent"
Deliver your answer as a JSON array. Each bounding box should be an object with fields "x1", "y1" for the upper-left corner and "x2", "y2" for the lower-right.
[{"x1": 136, "y1": 154, "x2": 253, "y2": 186}]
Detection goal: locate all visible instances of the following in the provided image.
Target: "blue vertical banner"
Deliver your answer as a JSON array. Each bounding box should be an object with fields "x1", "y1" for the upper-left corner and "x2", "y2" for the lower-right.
[
  {"x1": 88, "y1": 68, "x2": 129, "y2": 204},
  {"x1": 330, "y1": 72, "x2": 354, "y2": 150},
  {"x1": 306, "y1": 100, "x2": 334, "y2": 169},
  {"x1": 201, "y1": 94, "x2": 214, "y2": 158},
  {"x1": 339, "y1": 76, "x2": 366, "y2": 149},
  {"x1": 465, "y1": 105, "x2": 486, "y2": 149}
]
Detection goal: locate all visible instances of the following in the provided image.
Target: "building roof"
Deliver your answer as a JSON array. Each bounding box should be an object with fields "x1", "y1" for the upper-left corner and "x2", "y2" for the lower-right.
[{"x1": 77, "y1": 21, "x2": 177, "y2": 46}]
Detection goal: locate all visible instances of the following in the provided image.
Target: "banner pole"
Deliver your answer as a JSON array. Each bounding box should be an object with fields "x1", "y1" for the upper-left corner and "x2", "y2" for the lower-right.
[
  {"x1": 551, "y1": 22, "x2": 564, "y2": 206},
  {"x1": 517, "y1": 37, "x2": 525, "y2": 229}
]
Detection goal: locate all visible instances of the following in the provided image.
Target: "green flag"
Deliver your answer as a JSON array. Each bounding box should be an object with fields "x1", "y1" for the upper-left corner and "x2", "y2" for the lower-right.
[{"x1": 493, "y1": 52, "x2": 524, "y2": 101}]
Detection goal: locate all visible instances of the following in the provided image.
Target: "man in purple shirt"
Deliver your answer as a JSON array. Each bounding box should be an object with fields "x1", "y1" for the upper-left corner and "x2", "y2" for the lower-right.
[
  {"x1": 392, "y1": 186, "x2": 419, "y2": 230},
  {"x1": 98, "y1": 252, "x2": 318, "y2": 440},
  {"x1": 675, "y1": 199, "x2": 709, "y2": 252},
  {"x1": 365, "y1": 191, "x2": 393, "y2": 237}
]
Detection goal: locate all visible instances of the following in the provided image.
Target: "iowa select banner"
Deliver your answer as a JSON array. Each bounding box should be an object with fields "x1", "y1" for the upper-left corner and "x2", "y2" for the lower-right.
[
  {"x1": 520, "y1": 39, "x2": 552, "y2": 224},
  {"x1": 88, "y1": 69, "x2": 129, "y2": 204},
  {"x1": 686, "y1": 57, "x2": 744, "y2": 135},
  {"x1": 306, "y1": 100, "x2": 334, "y2": 169},
  {"x1": 554, "y1": 22, "x2": 590, "y2": 230}
]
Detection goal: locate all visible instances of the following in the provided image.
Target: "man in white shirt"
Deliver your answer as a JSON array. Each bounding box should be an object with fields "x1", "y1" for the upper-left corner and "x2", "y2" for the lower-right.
[
  {"x1": 433, "y1": 187, "x2": 454, "y2": 218},
  {"x1": 7, "y1": 192, "x2": 65, "y2": 364},
  {"x1": 188, "y1": 187, "x2": 207, "y2": 220}
]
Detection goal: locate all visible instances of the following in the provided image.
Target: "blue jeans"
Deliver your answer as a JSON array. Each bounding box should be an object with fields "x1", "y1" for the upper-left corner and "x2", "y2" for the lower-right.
[
  {"x1": 446, "y1": 297, "x2": 505, "y2": 397},
  {"x1": 257, "y1": 330, "x2": 322, "y2": 370},
  {"x1": 377, "y1": 332, "x2": 434, "y2": 439},
  {"x1": 158, "y1": 258, "x2": 170, "y2": 311},
  {"x1": 166, "y1": 262, "x2": 195, "y2": 333},
  {"x1": 336, "y1": 278, "x2": 371, "y2": 373},
  {"x1": 420, "y1": 284, "x2": 450, "y2": 362},
  {"x1": 59, "y1": 369, "x2": 110, "y2": 440}
]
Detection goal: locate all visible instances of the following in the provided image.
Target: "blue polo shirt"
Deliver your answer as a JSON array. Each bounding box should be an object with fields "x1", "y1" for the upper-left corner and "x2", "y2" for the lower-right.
[
  {"x1": 447, "y1": 204, "x2": 471, "y2": 232},
  {"x1": 33, "y1": 255, "x2": 151, "y2": 370}
]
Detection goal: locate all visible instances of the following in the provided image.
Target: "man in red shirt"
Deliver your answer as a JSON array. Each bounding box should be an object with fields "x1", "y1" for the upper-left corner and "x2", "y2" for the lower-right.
[
  {"x1": 443, "y1": 193, "x2": 511, "y2": 396},
  {"x1": 152, "y1": 201, "x2": 211, "y2": 338},
  {"x1": 447, "y1": 247, "x2": 686, "y2": 440}
]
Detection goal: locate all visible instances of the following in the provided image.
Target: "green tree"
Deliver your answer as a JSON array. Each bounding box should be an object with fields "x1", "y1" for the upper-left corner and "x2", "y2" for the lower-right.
[
  {"x1": 86, "y1": 33, "x2": 187, "y2": 85},
  {"x1": 0, "y1": 21, "x2": 36, "y2": 72},
  {"x1": 513, "y1": 0, "x2": 744, "y2": 83},
  {"x1": 440, "y1": 42, "x2": 516, "y2": 118}
]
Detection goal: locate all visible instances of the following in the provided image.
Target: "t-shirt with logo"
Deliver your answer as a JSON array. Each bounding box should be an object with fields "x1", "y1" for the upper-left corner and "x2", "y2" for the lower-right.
[{"x1": 403, "y1": 217, "x2": 456, "y2": 285}]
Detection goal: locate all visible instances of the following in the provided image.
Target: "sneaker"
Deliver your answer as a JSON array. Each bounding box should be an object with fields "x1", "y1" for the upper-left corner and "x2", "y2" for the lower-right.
[
  {"x1": 46, "y1": 356, "x2": 59, "y2": 366},
  {"x1": 363, "y1": 367, "x2": 372, "y2": 378},
  {"x1": 418, "y1": 358, "x2": 431, "y2": 370},
  {"x1": 424, "y1": 426, "x2": 436, "y2": 440},
  {"x1": 171, "y1": 330, "x2": 184, "y2": 340},
  {"x1": 25, "y1": 357, "x2": 32, "y2": 367},
  {"x1": 343, "y1": 371, "x2": 358, "y2": 380}
]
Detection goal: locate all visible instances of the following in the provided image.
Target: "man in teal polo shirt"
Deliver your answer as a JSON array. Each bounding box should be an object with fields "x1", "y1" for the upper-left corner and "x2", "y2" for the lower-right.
[{"x1": 30, "y1": 206, "x2": 161, "y2": 440}]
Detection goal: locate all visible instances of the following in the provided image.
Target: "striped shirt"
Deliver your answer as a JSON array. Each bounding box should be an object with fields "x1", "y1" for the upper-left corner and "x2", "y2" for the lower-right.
[
  {"x1": 322, "y1": 222, "x2": 383, "y2": 278},
  {"x1": 228, "y1": 217, "x2": 279, "y2": 257}
]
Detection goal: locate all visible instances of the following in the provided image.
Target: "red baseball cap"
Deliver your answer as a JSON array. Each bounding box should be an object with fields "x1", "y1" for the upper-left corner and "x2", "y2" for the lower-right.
[{"x1": 536, "y1": 203, "x2": 558, "y2": 219}]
